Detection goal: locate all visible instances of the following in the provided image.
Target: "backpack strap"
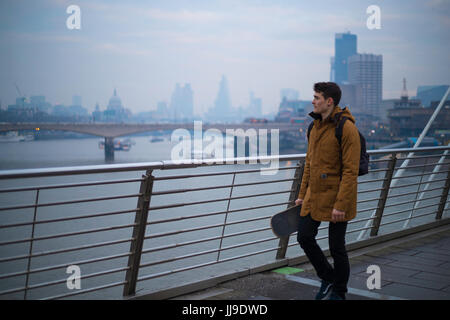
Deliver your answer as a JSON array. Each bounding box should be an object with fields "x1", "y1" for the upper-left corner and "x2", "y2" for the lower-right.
[
  {"x1": 335, "y1": 116, "x2": 348, "y2": 180},
  {"x1": 335, "y1": 116, "x2": 348, "y2": 146}
]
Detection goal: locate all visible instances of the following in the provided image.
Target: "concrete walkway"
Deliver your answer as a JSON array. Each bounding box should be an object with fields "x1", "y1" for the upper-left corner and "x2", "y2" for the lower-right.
[{"x1": 174, "y1": 224, "x2": 450, "y2": 300}]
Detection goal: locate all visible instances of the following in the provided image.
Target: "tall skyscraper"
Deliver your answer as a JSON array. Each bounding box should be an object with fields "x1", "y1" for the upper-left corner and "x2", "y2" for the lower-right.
[
  {"x1": 214, "y1": 75, "x2": 231, "y2": 115},
  {"x1": 334, "y1": 32, "x2": 357, "y2": 84},
  {"x1": 348, "y1": 53, "x2": 383, "y2": 117},
  {"x1": 205, "y1": 75, "x2": 236, "y2": 121}
]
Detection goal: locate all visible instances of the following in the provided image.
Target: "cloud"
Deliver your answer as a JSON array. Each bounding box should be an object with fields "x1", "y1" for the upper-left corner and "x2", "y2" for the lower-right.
[{"x1": 1, "y1": 0, "x2": 448, "y2": 113}]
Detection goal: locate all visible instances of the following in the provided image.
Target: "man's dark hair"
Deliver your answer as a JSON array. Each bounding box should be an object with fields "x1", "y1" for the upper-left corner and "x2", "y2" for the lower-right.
[{"x1": 314, "y1": 82, "x2": 341, "y2": 106}]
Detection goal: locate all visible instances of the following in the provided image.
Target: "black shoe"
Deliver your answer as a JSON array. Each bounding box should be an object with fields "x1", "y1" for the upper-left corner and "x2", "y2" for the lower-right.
[
  {"x1": 328, "y1": 291, "x2": 346, "y2": 300},
  {"x1": 315, "y1": 280, "x2": 333, "y2": 300}
]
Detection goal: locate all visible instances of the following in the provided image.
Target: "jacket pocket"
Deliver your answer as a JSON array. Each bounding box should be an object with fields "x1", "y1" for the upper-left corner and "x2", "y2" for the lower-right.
[
  {"x1": 316, "y1": 175, "x2": 340, "y2": 212},
  {"x1": 319, "y1": 175, "x2": 340, "y2": 192}
]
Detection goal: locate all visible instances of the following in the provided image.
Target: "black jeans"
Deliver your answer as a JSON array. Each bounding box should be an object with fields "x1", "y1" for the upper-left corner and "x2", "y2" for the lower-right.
[{"x1": 297, "y1": 213, "x2": 350, "y2": 294}]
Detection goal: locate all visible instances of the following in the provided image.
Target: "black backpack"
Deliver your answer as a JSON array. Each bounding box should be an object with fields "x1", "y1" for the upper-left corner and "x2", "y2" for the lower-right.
[{"x1": 307, "y1": 116, "x2": 369, "y2": 176}]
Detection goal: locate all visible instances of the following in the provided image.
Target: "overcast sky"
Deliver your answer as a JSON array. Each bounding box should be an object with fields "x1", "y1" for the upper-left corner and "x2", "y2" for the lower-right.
[{"x1": 0, "y1": 0, "x2": 449, "y2": 115}]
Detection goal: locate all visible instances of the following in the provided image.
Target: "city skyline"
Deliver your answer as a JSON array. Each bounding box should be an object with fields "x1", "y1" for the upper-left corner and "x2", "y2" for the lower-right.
[{"x1": 0, "y1": 0, "x2": 449, "y2": 115}]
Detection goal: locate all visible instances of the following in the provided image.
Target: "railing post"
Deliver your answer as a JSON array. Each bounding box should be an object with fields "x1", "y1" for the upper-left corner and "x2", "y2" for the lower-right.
[
  {"x1": 436, "y1": 167, "x2": 450, "y2": 220},
  {"x1": 24, "y1": 189, "x2": 39, "y2": 300},
  {"x1": 217, "y1": 173, "x2": 237, "y2": 262},
  {"x1": 123, "y1": 169, "x2": 154, "y2": 296},
  {"x1": 370, "y1": 154, "x2": 397, "y2": 237},
  {"x1": 276, "y1": 160, "x2": 304, "y2": 260}
]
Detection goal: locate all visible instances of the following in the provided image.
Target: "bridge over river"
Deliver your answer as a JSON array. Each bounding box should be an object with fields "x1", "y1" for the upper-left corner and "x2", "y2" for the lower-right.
[{"x1": 0, "y1": 122, "x2": 302, "y2": 161}]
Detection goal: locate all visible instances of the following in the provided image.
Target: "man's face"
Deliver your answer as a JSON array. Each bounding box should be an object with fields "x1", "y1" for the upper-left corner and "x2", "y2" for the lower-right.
[{"x1": 312, "y1": 91, "x2": 333, "y2": 115}]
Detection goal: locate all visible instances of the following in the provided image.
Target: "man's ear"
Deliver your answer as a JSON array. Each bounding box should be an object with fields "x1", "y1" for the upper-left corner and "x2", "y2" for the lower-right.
[{"x1": 327, "y1": 97, "x2": 334, "y2": 106}]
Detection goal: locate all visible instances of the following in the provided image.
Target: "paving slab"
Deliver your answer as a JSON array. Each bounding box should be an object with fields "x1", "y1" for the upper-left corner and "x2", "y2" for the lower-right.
[
  {"x1": 413, "y1": 251, "x2": 450, "y2": 262},
  {"x1": 386, "y1": 260, "x2": 450, "y2": 276},
  {"x1": 412, "y1": 271, "x2": 450, "y2": 286},
  {"x1": 377, "y1": 282, "x2": 450, "y2": 300},
  {"x1": 381, "y1": 252, "x2": 446, "y2": 266},
  {"x1": 412, "y1": 246, "x2": 450, "y2": 256}
]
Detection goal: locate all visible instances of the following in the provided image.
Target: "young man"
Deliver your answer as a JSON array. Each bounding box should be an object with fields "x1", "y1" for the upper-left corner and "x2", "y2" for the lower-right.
[{"x1": 295, "y1": 82, "x2": 361, "y2": 300}]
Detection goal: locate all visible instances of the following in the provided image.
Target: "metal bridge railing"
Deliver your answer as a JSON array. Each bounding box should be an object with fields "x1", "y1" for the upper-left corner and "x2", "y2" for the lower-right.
[{"x1": 0, "y1": 146, "x2": 449, "y2": 299}]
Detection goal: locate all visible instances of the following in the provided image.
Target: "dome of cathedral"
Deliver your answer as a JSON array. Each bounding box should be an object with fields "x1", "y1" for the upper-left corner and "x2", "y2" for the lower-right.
[{"x1": 108, "y1": 88, "x2": 123, "y2": 110}]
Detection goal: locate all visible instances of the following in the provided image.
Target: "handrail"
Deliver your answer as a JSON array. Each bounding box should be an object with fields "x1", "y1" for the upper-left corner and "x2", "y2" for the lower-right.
[{"x1": 0, "y1": 145, "x2": 449, "y2": 180}]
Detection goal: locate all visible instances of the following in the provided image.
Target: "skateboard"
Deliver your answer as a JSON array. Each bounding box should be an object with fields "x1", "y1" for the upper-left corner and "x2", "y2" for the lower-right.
[{"x1": 270, "y1": 204, "x2": 301, "y2": 238}]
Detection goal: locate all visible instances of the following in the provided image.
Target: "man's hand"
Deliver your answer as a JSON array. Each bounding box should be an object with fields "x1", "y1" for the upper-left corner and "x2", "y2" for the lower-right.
[
  {"x1": 295, "y1": 199, "x2": 303, "y2": 206},
  {"x1": 331, "y1": 208, "x2": 345, "y2": 223}
]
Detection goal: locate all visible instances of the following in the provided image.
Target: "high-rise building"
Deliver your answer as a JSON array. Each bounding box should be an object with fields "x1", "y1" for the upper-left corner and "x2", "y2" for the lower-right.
[
  {"x1": 275, "y1": 97, "x2": 306, "y2": 122},
  {"x1": 156, "y1": 101, "x2": 169, "y2": 119},
  {"x1": 214, "y1": 75, "x2": 231, "y2": 115},
  {"x1": 248, "y1": 91, "x2": 262, "y2": 117},
  {"x1": 92, "y1": 103, "x2": 102, "y2": 122},
  {"x1": 69, "y1": 94, "x2": 86, "y2": 116},
  {"x1": 330, "y1": 57, "x2": 335, "y2": 82},
  {"x1": 170, "y1": 83, "x2": 181, "y2": 120},
  {"x1": 205, "y1": 75, "x2": 232, "y2": 121},
  {"x1": 30, "y1": 95, "x2": 51, "y2": 113},
  {"x1": 183, "y1": 83, "x2": 194, "y2": 118},
  {"x1": 170, "y1": 83, "x2": 194, "y2": 120},
  {"x1": 334, "y1": 32, "x2": 357, "y2": 84},
  {"x1": 348, "y1": 53, "x2": 383, "y2": 118},
  {"x1": 339, "y1": 83, "x2": 363, "y2": 112},
  {"x1": 72, "y1": 95, "x2": 82, "y2": 107}
]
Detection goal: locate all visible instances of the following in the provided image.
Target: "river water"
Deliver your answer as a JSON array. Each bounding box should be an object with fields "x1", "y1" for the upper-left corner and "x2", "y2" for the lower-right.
[
  {"x1": 0, "y1": 136, "x2": 178, "y2": 170},
  {"x1": 0, "y1": 136, "x2": 447, "y2": 299}
]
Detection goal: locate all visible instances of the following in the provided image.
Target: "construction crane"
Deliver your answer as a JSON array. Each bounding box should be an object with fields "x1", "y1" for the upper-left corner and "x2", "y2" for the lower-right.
[{"x1": 14, "y1": 83, "x2": 27, "y2": 106}]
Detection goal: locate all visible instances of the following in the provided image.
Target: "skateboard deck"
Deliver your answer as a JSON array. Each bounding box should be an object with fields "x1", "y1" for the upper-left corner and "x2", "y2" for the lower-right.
[{"x1": 270, "y1": 205, "x2": 301, "y2": 238}]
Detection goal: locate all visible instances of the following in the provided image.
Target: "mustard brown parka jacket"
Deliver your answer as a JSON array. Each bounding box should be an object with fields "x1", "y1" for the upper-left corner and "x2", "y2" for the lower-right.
[{"x1": 298, "y1": 106, "x2": 361, "y2": 222}]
